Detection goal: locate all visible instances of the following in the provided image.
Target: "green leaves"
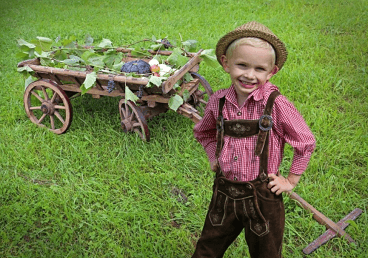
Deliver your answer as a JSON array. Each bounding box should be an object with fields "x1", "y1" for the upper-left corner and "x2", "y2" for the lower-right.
[
  {"x1": 167, "y1": 48, "x2": 189, "y2": 68},
  {"x1": 181, "y1": 40, "x2": 197, "y2": 52},
  {"x1": 17, "y1": 39, "x2": 36, "y2": 49},
  {"x1": 125, "y1": 86, "x2": 139, "y2": 103},
  {"x1": 84, "y1": 34, "x2": 94, "y2": 46},
  {"x1": 16, "y1": 39, "x2": 36, "y2": 60},
  {"x1": 60, "y1": 35, "x2": 77, "y2": 48},
  {"x1": 130, "y1": 47, "x2": 151, "y2": 57},
  {"x1": 98, "y1": 38, "x2": 113, "y2": 48},
  {"x1": 81, "y1": 72, "x2": 97, "y2": 94},
  {"x1": 150, "y1": 44, "x2": 164, "y2": 51},
  {"x1": 168, "y1": 94, "x2": 183, "y2": 111},
  {"x1": 62, "y1": 55, "x2": 84, "y2": 66},
  {"x1": 147, "y1": 75, "x2": 166, "y2": 88},
  {"x1": 103, "y1": 50, "x2": 124, "y2": 71},
  {"x1": 33, "y1": 36, "x2": 53, "y2": 53},
  {"x1": 16, "y1": 35, "x2": 217, "y2": 112},
  {"x1": 24, "y1": 76, "x2": 37, "y2": 89},
  {"x1": 200, "y1": 49, "x2": 219, "y2": 68},
  {"x1": 182, "y1": 89, "x2": 190, "y2": 102}
]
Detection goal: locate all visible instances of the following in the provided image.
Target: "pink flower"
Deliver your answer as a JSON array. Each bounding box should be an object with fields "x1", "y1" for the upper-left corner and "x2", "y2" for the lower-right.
[{"x1": 150, "y1": 64, "x2": 160, "y2": 76}]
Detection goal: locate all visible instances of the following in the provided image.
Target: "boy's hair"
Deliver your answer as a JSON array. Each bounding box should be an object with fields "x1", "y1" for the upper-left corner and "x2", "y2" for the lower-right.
[{"x1": 225, "y1": 37, "x2": 276, "y2": 65}]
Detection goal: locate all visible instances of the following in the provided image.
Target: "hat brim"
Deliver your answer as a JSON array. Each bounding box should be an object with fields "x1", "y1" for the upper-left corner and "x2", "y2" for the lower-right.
[{"x1": 216, "y1": 29, "x2": 288, "y2": 70}]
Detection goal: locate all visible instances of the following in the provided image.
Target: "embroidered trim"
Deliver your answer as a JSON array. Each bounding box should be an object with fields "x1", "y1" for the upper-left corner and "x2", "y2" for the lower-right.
[{"x1": 228, "y1": 123, "x2": 251, "y2": 135}]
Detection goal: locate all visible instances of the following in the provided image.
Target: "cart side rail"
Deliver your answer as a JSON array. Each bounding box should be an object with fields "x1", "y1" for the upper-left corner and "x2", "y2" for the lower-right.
[{"x1": 161, "y1": 49, "x2": 203, "y2": 94}]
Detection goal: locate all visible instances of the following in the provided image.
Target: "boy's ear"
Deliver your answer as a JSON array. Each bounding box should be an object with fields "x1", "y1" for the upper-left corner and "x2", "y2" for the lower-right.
[
  {"x1": 272, "y1": 65, "x2": 279, "y2": 75},
  {"x1": 267, "y1": 65, "x2": 279, "y2": 80},
  {"x1": 220, "y1": 55, "x2": 230, "y2": 73}
]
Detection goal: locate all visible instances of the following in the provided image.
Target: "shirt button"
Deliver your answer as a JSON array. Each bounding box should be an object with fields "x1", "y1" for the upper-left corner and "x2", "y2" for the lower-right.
[
  {"x1": 234, "y1": 177, "x2": 237, "y2": 181},
  {"x1": 234, "y1": 156, "x2": 238, "y2": 161},
  {"x1": 237, "y1": 111, "x2": 242, "y2": 116}
]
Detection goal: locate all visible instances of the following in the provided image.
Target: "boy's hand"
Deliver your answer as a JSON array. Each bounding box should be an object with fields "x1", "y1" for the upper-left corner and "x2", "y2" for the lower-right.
[
  {"x1": 210, "y1": 160, "x2": 219, "y2": 172},
  {"x1": 267, "y1": 173, "x2": 301, "y2": 195}
]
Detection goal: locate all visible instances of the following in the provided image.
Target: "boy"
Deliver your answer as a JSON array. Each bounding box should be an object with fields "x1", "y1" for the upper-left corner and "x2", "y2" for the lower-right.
[{"x1": 192, "y1": 21, "x2": 316, "y2": 257}]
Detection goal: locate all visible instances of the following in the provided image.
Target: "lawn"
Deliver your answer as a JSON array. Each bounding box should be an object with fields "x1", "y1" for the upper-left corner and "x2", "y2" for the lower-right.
[{"x1": 0, "y1": 0, "x2": 367, "y2": 257}]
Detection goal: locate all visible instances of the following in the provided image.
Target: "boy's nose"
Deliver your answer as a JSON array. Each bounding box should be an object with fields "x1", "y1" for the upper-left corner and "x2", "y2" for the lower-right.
[{"x1": 244, "y1": 69, "x2": 255, "y2": 79}]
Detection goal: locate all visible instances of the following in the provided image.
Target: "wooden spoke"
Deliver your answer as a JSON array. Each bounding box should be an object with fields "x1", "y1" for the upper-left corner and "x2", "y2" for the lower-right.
[
  {"x1": 54, "y1": 111, "x2": 65, "y2": 124},
  {"x1": 38, "y1": 113, "x2": 47, "y2": 124},
  {"x1": 50, "y1": 115, "x2": 55, "y2": 130},
  {"x1": 31, "y1": 91, "x2": 45, "y2": 102},
  {"x1": 119, "y1": 99, "x2": 150, "y2": 141},
  {"x1": 41, "y1": 87, "x2": 49, "y2": 100},
  {"x1": 51, "y1": 91, "x2": 57, "y2": 103},
  {"x1": 30, "y1": 106, "x2": 42, "y2": 110},
  {"x1": 24, "y1": 79, "x2": 73, "y2": 134}
]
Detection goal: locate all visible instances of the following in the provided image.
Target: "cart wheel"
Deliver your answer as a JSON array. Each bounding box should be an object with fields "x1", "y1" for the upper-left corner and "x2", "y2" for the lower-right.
[
  {"x1": 189, "y1": 72, "x2": 213, "y2": 109},
  {"x1": 119, "y1": 99, "x2": 150, "y2": 142},
  {"x1": 23, "y1": 79, "x2": 73, "y2": 134}
]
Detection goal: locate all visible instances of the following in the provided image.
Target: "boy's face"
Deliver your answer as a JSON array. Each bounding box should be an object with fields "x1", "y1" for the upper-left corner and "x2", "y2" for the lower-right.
[{"x1": 221, "y1": 44, "x2": 277, "y2": 101}]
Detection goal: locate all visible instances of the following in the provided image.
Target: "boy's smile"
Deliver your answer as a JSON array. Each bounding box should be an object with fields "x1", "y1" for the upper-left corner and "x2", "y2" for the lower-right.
[{"x1": 221, "y1": 44, "x2": 277, "y2": 106}]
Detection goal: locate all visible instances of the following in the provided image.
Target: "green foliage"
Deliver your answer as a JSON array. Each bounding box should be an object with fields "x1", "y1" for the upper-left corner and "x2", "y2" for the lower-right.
[
  {"x1": 125, "y1": 86, "x2": 139, "y2": 103},
  {"x1": 168, "y1": 94, "x2": 184, "y2": 111},
  {"x1": 81, "y1": 72, "x2": 97, "y2": 94},
  {"x1": 147, "y1": 75, "x2": 166, "y2": 88},
  {"x1": 200, "y1": 49, "x2": 220, "y2": 68},
  {"x1": 167, "y1": 47, "x2": 189, "y2": 67},
  {"x1": 16, "y1": 35, "x2": 216, "y2": 111}
]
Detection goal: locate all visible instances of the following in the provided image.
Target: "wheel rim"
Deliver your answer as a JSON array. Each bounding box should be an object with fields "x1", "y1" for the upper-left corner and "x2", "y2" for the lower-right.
[
  {"x1": 119, "y1": 99, "x2": 150, "y2": 141},
  {"x1": 23, "y1": 79, "x2": 73, "y2": 134}
]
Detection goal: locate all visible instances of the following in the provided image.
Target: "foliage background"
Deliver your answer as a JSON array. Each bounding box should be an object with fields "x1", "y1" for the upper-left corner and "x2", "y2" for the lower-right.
[{"x1": 0, "y1": 0, "x2": 367, "y2": 257}]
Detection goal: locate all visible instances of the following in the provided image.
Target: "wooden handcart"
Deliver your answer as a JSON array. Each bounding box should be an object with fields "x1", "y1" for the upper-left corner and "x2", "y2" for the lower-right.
[{"x1": 18, "y1": 48, "x2": 213, "y2": 141}]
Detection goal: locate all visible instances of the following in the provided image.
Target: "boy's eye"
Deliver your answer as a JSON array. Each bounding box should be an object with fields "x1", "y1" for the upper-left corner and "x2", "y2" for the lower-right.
[{"x1": 256, "y1": 67, "x2": 266, "y2": 71}]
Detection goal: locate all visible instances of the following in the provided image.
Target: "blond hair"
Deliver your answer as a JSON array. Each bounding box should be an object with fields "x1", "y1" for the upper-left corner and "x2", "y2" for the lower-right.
[{"x1": 226, "y1": 37, "x2": 276, "y2": 65}]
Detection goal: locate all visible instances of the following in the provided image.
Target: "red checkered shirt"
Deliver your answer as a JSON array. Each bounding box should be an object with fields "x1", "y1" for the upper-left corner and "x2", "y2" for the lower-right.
[{"x1": 194, "y1": 82, "x2": 316, "y2": 181}]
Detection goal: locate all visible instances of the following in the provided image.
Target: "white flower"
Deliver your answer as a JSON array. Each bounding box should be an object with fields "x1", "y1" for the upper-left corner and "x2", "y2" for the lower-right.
[
  {"x1": 159, "y1": 64, "x2": 175, "y2": 77},
  {"x1": 149, "y1": 59, "x2": 159, "y2": 66}
]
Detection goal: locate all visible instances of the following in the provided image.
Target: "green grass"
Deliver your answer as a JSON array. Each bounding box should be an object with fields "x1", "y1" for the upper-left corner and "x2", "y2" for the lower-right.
[{"x1": 1, "y1": 0, "x2": 367, "y2": 257}]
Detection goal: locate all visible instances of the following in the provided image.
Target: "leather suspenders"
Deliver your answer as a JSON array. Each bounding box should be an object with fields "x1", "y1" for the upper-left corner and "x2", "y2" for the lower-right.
[{"x1": 215, "y1": 91, "x2": 281, "y2": 181}]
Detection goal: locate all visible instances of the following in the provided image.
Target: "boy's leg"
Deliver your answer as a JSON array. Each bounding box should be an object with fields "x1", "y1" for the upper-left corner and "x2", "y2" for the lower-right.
[
  {"x1": 243, "y1": 183, "x2": 285, "y2": 258},
  {"x1": 192, "y1": 210, "x2": 243, "y2": 257},
  {"x1": 192, "y1": 189, "x2": 243, "y2": 257}
]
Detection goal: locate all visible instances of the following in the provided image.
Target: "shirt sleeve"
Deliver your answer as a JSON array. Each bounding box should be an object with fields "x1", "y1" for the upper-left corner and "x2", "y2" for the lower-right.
[
  {"x1": 272, "y1": 95, "x2": 316, "y2": 175},
  {"x1": 193, "y1": 93, "x2": 218, "y2": 163}
]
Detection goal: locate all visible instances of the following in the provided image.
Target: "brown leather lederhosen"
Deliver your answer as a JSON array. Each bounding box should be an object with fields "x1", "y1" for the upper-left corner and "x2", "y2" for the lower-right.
[{"x1": 192, "y1": 91, "x2": 285, "y2": 258}]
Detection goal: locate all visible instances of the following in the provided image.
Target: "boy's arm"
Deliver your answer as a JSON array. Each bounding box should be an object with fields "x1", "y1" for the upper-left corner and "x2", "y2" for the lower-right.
[
  {"x1": 193, "y1": 94, "x2": 218, "y2": 167},
  {"x1": 270, "y1": 95, "x2": 316, "y2": 194}
]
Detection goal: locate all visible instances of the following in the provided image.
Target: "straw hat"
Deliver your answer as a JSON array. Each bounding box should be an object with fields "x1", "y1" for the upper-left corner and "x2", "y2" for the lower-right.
[{"x1": 216, "y1": 21, "x2": 288, "y2": 70}]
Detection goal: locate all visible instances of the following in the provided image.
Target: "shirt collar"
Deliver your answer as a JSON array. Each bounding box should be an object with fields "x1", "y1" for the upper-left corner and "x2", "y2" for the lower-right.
[{"x1": 220, "y1": 81, "x2": 278, "y2": 107}]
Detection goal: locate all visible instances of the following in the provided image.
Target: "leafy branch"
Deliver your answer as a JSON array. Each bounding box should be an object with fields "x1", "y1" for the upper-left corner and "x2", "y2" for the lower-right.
[{"x1": 17, "y1": 35, "x2": 219, "y2": 111}]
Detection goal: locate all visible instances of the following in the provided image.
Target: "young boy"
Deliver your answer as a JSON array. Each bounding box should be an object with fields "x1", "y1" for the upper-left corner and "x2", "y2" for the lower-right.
[{"x1": 192, "y1": 21, "x2": 316, "y2": 257}]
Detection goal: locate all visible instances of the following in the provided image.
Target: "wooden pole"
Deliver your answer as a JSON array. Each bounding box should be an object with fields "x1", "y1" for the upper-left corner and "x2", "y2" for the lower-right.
[{"x1": 289, "y1": 192, "x2": 355, "y2": 243}]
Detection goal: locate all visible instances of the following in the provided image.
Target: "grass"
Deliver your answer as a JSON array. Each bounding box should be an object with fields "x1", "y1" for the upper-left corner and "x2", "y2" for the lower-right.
[{"x1": 0, "y1": 0, "x2": 367, "y2": 257}]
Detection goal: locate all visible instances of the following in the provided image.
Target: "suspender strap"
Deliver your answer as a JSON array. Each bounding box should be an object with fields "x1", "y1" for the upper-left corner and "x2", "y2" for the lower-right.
[
  {"x1": 215, "y1": 97, "x2": 226, "y2": 159},
  {"x1": 256, "y1": 91, "x2": 281, "y2": 181},
  {"x1": 254, "y1": 91, "x2": 281, "y2": 156},
  {"x1": 215, "y1": 97, "x2": 226, "y2": 177}
]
